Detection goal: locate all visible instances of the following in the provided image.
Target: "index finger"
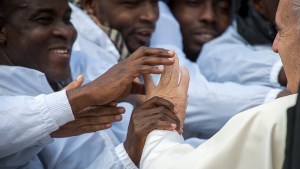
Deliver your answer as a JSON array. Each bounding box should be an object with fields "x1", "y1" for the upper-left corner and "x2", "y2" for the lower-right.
[
  {"x1": 170, "y1": 55, "x2": 180, "y2": 85},
  {"x1": 179, "y1": 67, "x2": 190, "y2": 94},
  {"x1": 134, "y1": 47, "x2": 175, "y2": 58}
]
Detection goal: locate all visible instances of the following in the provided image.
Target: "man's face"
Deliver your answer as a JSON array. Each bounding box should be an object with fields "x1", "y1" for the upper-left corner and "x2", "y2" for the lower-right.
[
  {"x1": 93, "y1": 0, "x2": 159, "y2": 53},
  {"x1": 272, "y1": 0, "x2": 300, "y2": 93},
  {"x1": 1, "y1": 0, "x2": 77, "y2": 84},
  {"x1": 171, "y1": 0, "x2": 231, "y2": 61}
]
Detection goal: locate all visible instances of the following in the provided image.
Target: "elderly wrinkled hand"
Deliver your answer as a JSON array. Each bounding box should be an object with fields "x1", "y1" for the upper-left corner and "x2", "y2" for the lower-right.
[{"x1": 144, "y1": 53, "x2": 190, "y2": 133}]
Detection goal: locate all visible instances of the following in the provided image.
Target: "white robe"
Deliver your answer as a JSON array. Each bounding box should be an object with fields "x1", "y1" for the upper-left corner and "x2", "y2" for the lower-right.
[{"x1": 140, "y1": 94, "x2": 297, "y2": 169}]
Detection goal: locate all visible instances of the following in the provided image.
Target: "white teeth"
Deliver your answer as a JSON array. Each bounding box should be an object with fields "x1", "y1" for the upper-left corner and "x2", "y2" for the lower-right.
[{"x1": 53, "y1": 49, "x2": 68, "y2": 54}]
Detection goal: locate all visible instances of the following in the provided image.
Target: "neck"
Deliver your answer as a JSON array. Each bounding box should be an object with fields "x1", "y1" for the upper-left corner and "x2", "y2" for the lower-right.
[
  {"x1": 48, "y1": 76, "x2": 72, "y2": 92},
  {"x1": 184, "y1": 47, "x2": 200, "y2": 62}
]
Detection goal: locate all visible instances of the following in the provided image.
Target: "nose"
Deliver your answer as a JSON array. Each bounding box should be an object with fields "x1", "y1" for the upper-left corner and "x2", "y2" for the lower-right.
[
  {"x1": 53, "y1": 21, "x2": 77, "y2": 41},
  {"x1": 139, "y1": 2, "x2": 159, "y2": 24},
  {"x1": 199, "y1": 3, "x2": 216, "y2": 23},
  {"x1": 272, "y1": 33, "x2": 279, "y2": 53}
]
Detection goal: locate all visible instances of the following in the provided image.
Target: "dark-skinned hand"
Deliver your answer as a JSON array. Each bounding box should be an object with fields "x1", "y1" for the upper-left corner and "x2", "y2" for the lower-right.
[
  {"x1": 67, "y1": 47, "x2": 176, "y2": 113},
  {"x1": 124, "y1": 96, "x2": 180, "y2": 166},
  {"x1": 50, "y1": 76, "x2": 125, "y2": 138},
  {"x1": 50, "y1": 104, "x2": 125, "y2": 138}
]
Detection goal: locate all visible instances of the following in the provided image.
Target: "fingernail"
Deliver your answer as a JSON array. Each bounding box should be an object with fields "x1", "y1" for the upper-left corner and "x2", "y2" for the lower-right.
[
  {"x1": 115, "y1": 115, "x2": 122, "y2": 120},
  {"x1": 174, "y1": 107, "x2": 179, "y2": 114},
  {"x1": 117, "y1": 107, "x2": 125, "y2": 113},
  {"x1": 106, "y1": 123, "x2": 112, "y2": 128},
  {"x1": 167, "y1": 57, "x2": 175, "y2": 61},
  {"x1": 76, "y1": 74, "x2": 83, "y2": 80},
  {"x1": 171, "y1": 124, "x2": 177, "y2": 129},
  {"x1": 167, "y1": 50, "x2": 173, "y2": 54}
]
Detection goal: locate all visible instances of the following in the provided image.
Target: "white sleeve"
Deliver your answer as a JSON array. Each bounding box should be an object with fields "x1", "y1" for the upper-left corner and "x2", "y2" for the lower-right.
[
  {"x1": 197, "y1": 27, "x2": 283, "y2": 87},
  {"x1": 141, "y1": 95, "x2": 296, "y2": 169},
  {"x1": 39, "y1": 132, "x2": 138, "y2": 169},
  {"x1": 0, "y1": 90, "x2": 74, "y2": 158}
]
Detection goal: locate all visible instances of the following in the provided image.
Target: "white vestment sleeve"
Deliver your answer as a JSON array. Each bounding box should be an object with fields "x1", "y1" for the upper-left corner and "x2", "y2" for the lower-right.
[{"x1": 140, "y1": 95, "x2": 297, "y2": 169}]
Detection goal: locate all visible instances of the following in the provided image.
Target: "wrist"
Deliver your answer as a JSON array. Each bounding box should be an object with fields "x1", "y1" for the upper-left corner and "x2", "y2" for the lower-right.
[
  {"x1": 124, "y1": 139, "x2": 140, "y2": 166},
  {"x1": 66, "y1": 86, "x2": 94, "y2": 113}
]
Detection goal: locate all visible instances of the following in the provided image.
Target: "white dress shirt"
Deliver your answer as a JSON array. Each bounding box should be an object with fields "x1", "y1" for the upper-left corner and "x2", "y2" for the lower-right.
[
  {"x1": 140, "y1": 94, "x2": 298, "y2": 169},
  {"x1": 150, "y1": 1, "x2": 282, "y2": 138},
  {"x1": 0, "y1": 65, "x2": 137, "y2": 169},
  {"x1": 0, "y1": 65, "x2": 74, "y2": 168}
]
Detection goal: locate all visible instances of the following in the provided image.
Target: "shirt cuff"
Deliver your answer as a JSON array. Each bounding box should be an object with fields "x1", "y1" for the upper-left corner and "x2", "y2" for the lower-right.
[
  {"x1": 264, "y1": 88, "x2": 282, "y2": 103},
  {"x1": 270, "y1": 60, "x2": 283, "y2": 85},
  {"x1": 115, "y1": 143, "x2": 139, "y2": 169},
  {"x1": 44, "y1": 90, "x2": 75, "y2": 127}
]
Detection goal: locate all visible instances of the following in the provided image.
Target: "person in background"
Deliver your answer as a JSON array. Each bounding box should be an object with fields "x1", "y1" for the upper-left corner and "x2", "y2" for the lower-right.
[
  {"x1": 198, "y1": 0, "x2": 288, "y2": 88},
  {"x1": 168, "y1": 0, "x2": 232, "y2": 62}
]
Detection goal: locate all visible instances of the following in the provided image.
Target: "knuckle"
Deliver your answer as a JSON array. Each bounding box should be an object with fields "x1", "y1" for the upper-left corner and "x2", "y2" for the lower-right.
[
  {"x1": 158, "y1": 106, "x2": 165, "y2": 114},
  {"x1": 155, "y1": 120, "x2": 162, "y2": 127},
  {"x1": 138, "y1": 46, "x2": 148, "y2": 53},
  {"x1": 141, "y1": 56, "x2": 148, "y2": 63}
]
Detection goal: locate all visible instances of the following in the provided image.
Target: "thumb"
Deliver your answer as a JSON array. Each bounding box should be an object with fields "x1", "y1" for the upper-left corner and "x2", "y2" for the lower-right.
[{"x1": 64, "y1": 75, "x2": 84, "y2": 91}]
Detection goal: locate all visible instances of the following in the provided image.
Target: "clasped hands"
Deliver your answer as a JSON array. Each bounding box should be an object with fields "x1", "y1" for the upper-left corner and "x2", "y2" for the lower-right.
[
  {"x1": 51, "y1": 47, "x2": 180, "y2": 137},
  {"x1": 50, "y1": 47, "x2": 190, "y2": 166}
]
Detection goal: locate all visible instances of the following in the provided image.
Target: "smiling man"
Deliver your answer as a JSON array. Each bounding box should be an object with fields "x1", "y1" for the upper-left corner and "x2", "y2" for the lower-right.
[{"x1": 169, "y1": 0, "x2": 232, "y2": 62}]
